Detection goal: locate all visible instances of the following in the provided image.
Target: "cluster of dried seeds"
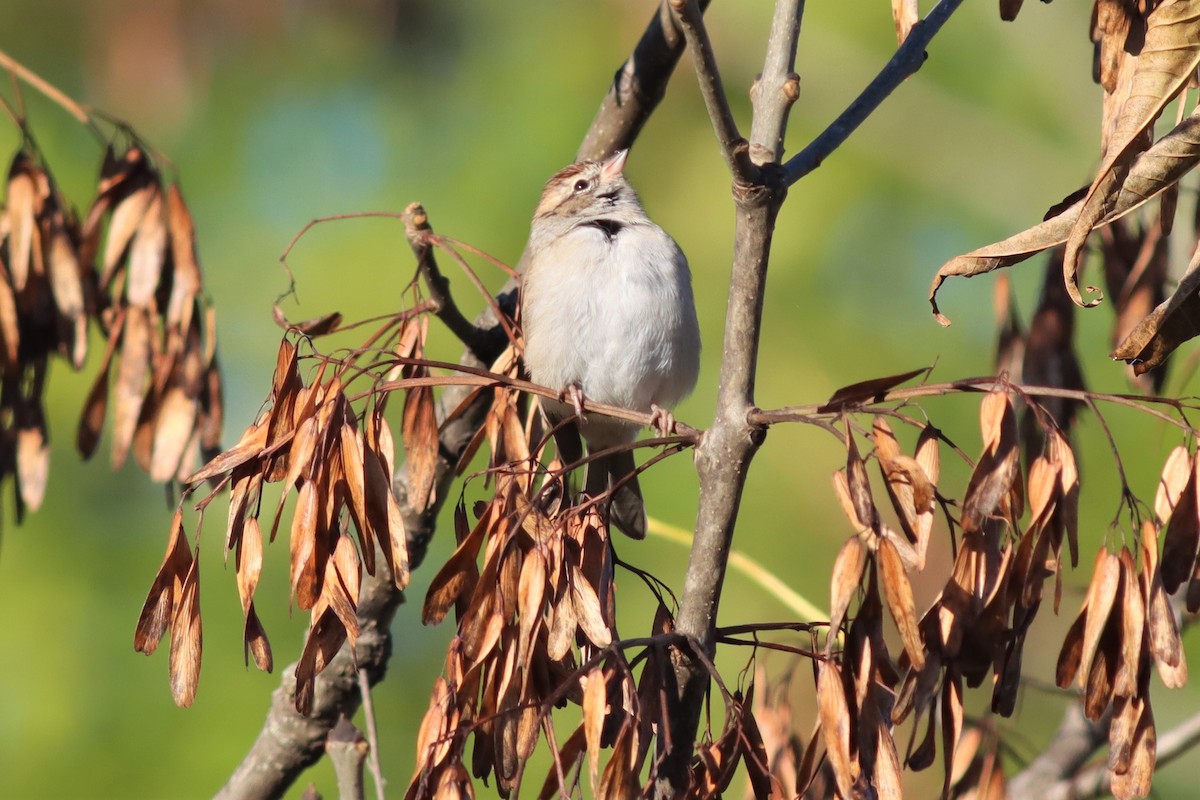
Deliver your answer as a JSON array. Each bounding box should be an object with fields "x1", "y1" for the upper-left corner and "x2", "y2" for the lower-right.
[
  {"x1": 0, "y1": 144, "x2": 220, "y2": 517},
  {"x1": 135, "y1": 327, "x2": 422, "y2": 709}
]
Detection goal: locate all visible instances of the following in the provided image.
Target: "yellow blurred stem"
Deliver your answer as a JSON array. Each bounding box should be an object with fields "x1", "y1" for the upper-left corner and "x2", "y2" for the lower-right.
[{"x1": 647, "y1": 517, "x2": 828, "y2": 622}]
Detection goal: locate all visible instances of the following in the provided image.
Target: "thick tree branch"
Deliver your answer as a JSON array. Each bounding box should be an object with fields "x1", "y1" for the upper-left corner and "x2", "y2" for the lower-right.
[
  {"x1": 783, "y1": 0, "x2": 966, "y2": 186},
  {"x1": 1010, "y1": 704, "x2": 1200, "y2": 800},
  {"x1": 576, "y1": 0, "x2": 712, "y2": 162},
  {"x1": 219, "y1": 5, "x2": 704, "y2": 796},
  {"x1": 655, "y1": 2, "x2": 802, "y2": 795}
]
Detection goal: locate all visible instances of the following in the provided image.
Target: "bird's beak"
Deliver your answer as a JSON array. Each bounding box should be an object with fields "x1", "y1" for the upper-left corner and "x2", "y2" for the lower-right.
[{"x1": 600, "y1": 149, "x2": 628, "y2": 181}]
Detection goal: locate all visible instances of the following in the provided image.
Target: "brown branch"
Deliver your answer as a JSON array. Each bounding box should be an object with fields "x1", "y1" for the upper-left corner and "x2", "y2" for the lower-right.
[
  {"x1": 575, "y1": 0, "x2": 712, "y2": 162},
  {"x1": 747, "y1": 0, "x2": 804, "y2": 166},
  {"x1": 782, "y1": 0, "x2": 966, "y2": 185},
  {"x1": 1010, "y1": 704, "x2": 1200, "y2": 800},
  {"x1": 669, "y1": 0, "x2": 755, "y2": 182},
  {"x1": 749, "y1": 376, "x2": 1200, "y2": 433},
  {"x1": 325, "y1": 717, "x2": 368, "y2": 800},
  {"x1": 219, "y1": 3, "x2": 704, "y2": 794},
  {"x1": 356, "y1": 669, "x2": 387, "y2": 800},
  {"x1": 654, "y1": 0, "x2": 803, "y2": 794},
  {"x1": 0, "y1": 47, "x2": 92, "y2": 126},
  {"x1": 401, "y1": 202, "x2": 497, "y2": 360}
]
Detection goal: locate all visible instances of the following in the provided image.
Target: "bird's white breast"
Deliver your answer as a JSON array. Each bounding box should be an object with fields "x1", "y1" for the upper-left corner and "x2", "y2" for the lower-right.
[{"x1": 522, "y1": 221, "x2": 700, "y2": 443}]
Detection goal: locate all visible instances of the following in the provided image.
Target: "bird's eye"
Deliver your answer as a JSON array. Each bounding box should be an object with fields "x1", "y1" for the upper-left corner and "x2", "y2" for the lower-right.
[{"x1": 573, "y1": 179, "x2": 589, "y2": 192}]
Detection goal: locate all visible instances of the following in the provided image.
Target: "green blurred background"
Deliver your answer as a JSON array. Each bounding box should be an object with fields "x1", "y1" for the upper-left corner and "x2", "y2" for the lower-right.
[{"x1": 0, "y1": 1, "x2": 1196, "y2": 797}]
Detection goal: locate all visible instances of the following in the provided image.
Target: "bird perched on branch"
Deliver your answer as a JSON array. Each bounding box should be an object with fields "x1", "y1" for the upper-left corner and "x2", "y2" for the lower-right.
[{"x1": 520, "y1": 149, "x2": 701, "y2": 538}]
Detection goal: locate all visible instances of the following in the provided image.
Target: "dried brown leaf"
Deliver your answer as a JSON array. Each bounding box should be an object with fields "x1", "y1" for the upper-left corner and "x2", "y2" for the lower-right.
[
  {"x1": 185, "y1": 415, "x2": 267, "y2": 484},
  {"x1": 1141, "y1": 521, "x2": 1188, "y2": 687},
  {"x1": 829, "y1": 536, "x2": 867, "y2": 641},
  {"x1": 1115, "y1": 548, "x2": 1144, "y2": 698},
  {"x1": 931, "y1": 105, "x2": 1200, "y2": 325},
  {"x1": 46, "y1": 213, "x2": 87, "y2": 368},
  {"x1": 15, "y1": 407, "x2": 49, "y2": 511},
  {"x1": 134, "y1": 508, "x2": 192, "y2": 654},
  {"x1": 819, "y1": 367, "x2": 930, "y2": 413},
  {"x1": 1161, "y1": 450, "x2": 1200, "y2": 593},
  {"x1": 1155, "y1": 445, "x2": 1192, "y2": 525},
  {"x1": 1079, "y1": 548, "x2": 1121, "y2": 688},
  {"x1": 1049, "y1": 430, "x2": 1080, "y2": 567},
  {"x1": 961, "y1": 393, "x2": 1020, "y2": 533},
  {"x1": 290, "y1": 480, "x2": 320, "y2": 610},
  {"x1": 150, "y1": 385, "x2": 197, "y2": 482},
  {"x1": 165, "y1": 183, "x2": 202, "y2": 326},
  {"x1": 817, "y1": 663, "x2": 854, "y2": 800},
  {"x1": 517, "y1": 549, "x2": 546, "y2": 669},
  {"x1": 1063, "y1": 1, "x2": 1200, "y2": 305},
  {"x1": 1111, "y1": 702, "x2": 1156, "y2": 800},
  {"x1": 878, "y1": 537, "x2": 925, "y2": 670},
  {"x1": 570, "y1": 565, "x2": 611, "y2": 648},
  {"x1": 5, "y1": 153, "x2": 41, "y2": 291},
  {"x1": 101, "y1": 178, "x2": 155, "y2": 289},
  {"x1": 941, "y1": 670, "x2": 964, "y2": 799},
  {"x1": 112, "y1": 306, "x2": 153, "y2": 469},
  {"x1": 243, "y1": 602, "x2": 273, "y2": 673},
  {"x1": 0, "y1": 257, "x2": 20, "y2": 367},
  {"x1": 892, "y1": 0, "x2": 918, "y2": 42},
  {"x1": 583, "y1": 668, "x2": 606, "y2": 797},
  {"x1": 168, "y1": 549, "x2": 202, "y2": 707},
  {"x1": 422, "y1": 512, "x2": 486, "y2": 626},
  {"x1": 127, "y1": 184, "x2": 166, "y2": 306},
  {"x1": 294, "y1": 607, "x2": 347, "y2": 716}
]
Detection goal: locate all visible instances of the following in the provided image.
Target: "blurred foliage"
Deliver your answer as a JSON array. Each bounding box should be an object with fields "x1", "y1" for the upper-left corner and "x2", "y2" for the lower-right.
[{"x1": 0, "y1": 1, "x2": 1196, "y2": 797}]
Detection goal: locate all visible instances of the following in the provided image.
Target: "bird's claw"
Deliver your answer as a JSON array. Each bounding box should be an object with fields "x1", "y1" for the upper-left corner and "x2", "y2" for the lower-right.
[
  {"x1": 650, "y1": 404, "x2": 675, "y2": 437},
  {"x1": 561, "y1": 383, "x2": 586, "y2": 420}
]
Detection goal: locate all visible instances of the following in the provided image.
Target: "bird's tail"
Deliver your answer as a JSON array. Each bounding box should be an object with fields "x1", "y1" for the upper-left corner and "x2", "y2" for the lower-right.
[{"x1": 586, "y1": 449, "x2": 646, "y2": 539}]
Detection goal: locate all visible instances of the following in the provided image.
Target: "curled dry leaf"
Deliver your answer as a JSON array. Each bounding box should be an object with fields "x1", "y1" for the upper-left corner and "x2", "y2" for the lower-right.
[
  {"x1": 1062, "y1": 1, "x2": 1200, "y2": 305},
  {"x1": 931, "y1": 105, "x2": 1200, "y2": 325}
]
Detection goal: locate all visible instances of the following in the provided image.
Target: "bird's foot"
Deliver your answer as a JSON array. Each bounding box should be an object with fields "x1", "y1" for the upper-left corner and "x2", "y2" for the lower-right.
[
  {"x1": 650, "y1": 404, "x2": 675, "y2": 437},
  {"x1": 561, "y1": 383, "x2": 586, "y2": 420}
]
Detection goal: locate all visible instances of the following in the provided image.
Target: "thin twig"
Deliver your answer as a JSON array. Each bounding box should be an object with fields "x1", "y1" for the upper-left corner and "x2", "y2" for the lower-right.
[
  {"x1": 669, "y1": 0, "x2": 755, "y2": 182},
  {"x1": 751, "y1": 376, "x2": 1200, "y2": 433},
  {"x1": 0, "y1": 47, "x2": 92, "y2": 126},
  {"x1": 401, "y1": 203, "x2": 495, "y2": 359},
  {"x1": 747, "y1": 0, "x2": 805, "y2": 165},
  {"x1": 356, "y1": 668, "x2": 387, "y2": 800},
  {"x1": 783, "y1": 0, "x2": 967, "y2": 185}
]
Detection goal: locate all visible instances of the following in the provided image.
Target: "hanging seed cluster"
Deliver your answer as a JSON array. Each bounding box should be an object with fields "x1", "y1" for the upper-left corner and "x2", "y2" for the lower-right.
[
  {"x1": 135, "y1": 330, "x2": 422, "y2": 709},
  {"x1": 0, "y1": 144, "x2": 222, "y2": 519},
  {"x1": 809, "y1": 388, "x2": 1195, "y2": 800}
]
